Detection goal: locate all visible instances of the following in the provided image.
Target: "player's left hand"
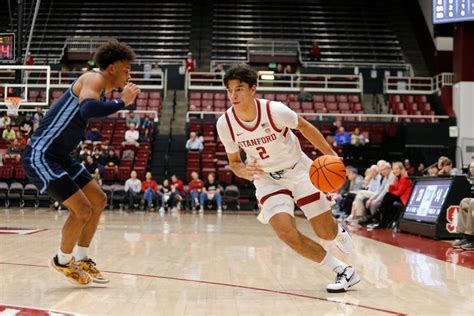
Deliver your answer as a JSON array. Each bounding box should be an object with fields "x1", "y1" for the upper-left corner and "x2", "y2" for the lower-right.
[{"x1": 246, "y1": 159, "x2": 265, "y2": 180}]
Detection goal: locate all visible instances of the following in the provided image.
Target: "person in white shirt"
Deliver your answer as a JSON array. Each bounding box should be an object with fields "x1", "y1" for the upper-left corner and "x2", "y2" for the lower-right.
[
  {"x1": 122, "y1": 123, "x2": 140, "y2": 148},
  {"x1": 216, "y1": 63, "x2": 359, "y2": 293},
  {"x1": 185, "y1": 132, "x2": 204, "y2": 151},
  {"x1": 124, "y1": 170, "x2": 142, "y2": 209}
]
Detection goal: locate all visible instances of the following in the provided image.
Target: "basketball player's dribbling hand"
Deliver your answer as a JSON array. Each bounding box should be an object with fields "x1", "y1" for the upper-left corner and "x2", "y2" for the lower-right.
[
  {"x1": 246, "y1": 159, "x2": 265, "y2": 181},
  {"x1": 121, "y1": 83, "x2": 141, "y2": 106}
]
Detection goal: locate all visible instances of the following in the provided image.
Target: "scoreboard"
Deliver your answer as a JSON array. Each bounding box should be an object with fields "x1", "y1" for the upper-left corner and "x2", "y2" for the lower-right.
[
  {"x1": 433, "y1": 0, "x2": 474, "y2": 24},
  {"x1": 0, "y1": 33, "x2": 15, "y2": 62}
]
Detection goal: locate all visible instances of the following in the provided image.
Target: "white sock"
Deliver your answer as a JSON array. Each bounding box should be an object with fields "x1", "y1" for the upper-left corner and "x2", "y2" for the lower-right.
[
  {"x1": 73, "y1": 245, "x2": 89, "y2": 262},
  {"x1": 321, "y1": 252, "x2": 347, "y2": 274},
  {"x1": 57, "y1": 249, "x2": 73, "y2": 265}
]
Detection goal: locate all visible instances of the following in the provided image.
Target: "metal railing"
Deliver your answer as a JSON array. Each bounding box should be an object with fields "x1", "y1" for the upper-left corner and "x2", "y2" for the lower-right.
[
  {"x1": 66, "y1": 37, "x2": 113, "y2": 53},
  {"x1": 186, "y1": 72, "x2": 363, "y2": 95},
  {"x1": 384, "y1": 72, "x2": 454, "y2": 94},
  {"x1": 247, "y1": 39, "x2": 300, "y2": 58},
  {"x1": 186, "y1": 111, "x2": 449, "y2": 123}
]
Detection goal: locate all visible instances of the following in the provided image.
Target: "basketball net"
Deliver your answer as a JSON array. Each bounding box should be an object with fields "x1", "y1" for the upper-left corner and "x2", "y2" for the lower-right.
[{"x1": 5, "y1": 97, "x2": 22, "y2": 117}]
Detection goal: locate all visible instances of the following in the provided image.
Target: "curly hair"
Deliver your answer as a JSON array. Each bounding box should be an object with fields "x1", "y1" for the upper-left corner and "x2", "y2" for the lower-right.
[
  {"x1": 93, "y1": 40, "x2": 136, "y2": 70},
  {"x1": 223, "y1": 63, "x2": 258, "y2": 88}
]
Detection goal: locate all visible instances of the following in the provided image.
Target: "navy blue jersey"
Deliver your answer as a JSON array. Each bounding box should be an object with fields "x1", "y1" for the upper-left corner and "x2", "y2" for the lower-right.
[{"x1": 27, "y1": 82, "x2": 105, "y2": 158}]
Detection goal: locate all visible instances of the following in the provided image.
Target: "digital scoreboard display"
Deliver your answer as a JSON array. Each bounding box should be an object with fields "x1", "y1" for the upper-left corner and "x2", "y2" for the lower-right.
[
  {"x1": 0, "y1": 33, "x2": 15, "y2": 62},
  {"x1": 403, "y1": 178, "x2": 453, "y2": 223},
  {"x1": 433, "y1": 0, "x2": 474, "y2": 24}
]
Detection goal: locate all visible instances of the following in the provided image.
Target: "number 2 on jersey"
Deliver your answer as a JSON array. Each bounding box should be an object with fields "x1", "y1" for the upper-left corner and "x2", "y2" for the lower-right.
[{"x1": 256, "y1": 146, "x2": 270, "y2": 160}]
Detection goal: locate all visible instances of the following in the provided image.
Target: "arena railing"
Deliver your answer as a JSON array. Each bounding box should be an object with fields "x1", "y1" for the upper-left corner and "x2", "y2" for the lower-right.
[
  {"x1": 186, "y1": 111, "x2": 449, "y2": 123},
  {"x1": 384, "y1": 73, "x2": 453, "y2": 94},
  {"x1": 186, "y1": 72, "x2": 363, "y2": 96}
]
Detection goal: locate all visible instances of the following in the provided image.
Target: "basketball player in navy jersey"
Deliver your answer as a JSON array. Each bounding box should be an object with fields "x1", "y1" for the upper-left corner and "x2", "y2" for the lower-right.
[{"x1": 22, "y1": 40, "x2": 140, "y2": 285}]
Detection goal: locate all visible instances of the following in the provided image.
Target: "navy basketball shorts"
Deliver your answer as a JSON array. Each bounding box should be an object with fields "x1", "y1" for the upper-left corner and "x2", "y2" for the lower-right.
[{"x1": 22, "y1": 146, "x2": 93, "y2": 203}]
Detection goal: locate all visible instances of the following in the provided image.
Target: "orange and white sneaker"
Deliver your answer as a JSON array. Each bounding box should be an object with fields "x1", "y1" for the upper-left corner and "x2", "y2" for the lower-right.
[
  {"x1": 77, "y1": 257, "x2": 109, "y2": 284},
  {"x1": 49, "y1": 256, "x2": 92, "y2": 286}
]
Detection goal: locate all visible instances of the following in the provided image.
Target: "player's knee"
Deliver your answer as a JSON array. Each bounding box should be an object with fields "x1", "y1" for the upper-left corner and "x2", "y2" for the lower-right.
[
  {"x1": 276, "y1": 227, "x2": 301, "y2": 248},
  {"x1": 317, "y1": 224, "x2": 338, "y2": 241},
  {"x1": 91, "y1": 192, "x2": 107, "y2": 214},
  {"x1": 71, "y1": 201, "x2": 92, "y2": 223}
]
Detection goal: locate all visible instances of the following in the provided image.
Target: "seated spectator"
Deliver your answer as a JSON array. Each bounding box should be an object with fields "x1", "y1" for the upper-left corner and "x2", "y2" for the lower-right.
[
  {"x1": 2, "y1": 125, "x2": 16, "y2": 141},
  {"x1": 4, "y1": 139, "x2": 22, "y2": 163},
  {"x1": 296, "y1": 87, "x2": 312, "y2": 102},
  {"x1": 340, "y1": 167, "x2": 364, "y2": 215},
  {"x1": 101, "y1": 139, "x2": 115, "y2": 157},
  {"x1": 347, "y1": 164, "x2": 382, "y2": 222},
  {"x1": 335, "y1": 127, "x2": 351, "y2": 159},
  {"x1": 350, "y1": 128, "x2": 367, "y2": 147},
  {"x1": 141, "y1": 115, "x2": 153, "y2": 132},
  {"x1": 404, "y1": 159, "x2": 415, "y2": 176},
  {"x1": 200, "y1": 172, "x2": 223, "y2": 213},
  {"x1": 0, "y1": 113, "x2": 11, "y2": 129},
  {"x1": 188, "y1": 171, "x2": 204, "y2": 210},
  {"x1": 186, "y1": 131, "x2": 204, "y2": 151},
  {"x1": 126, "y1": 110, "x2": 140, "y2": 128},
  {"x1": 85, "y1": 127, "x2": 102, "y2": 145},
  {"x1": 142, "y1": 172, "x2": 160, "y2": 211},
  {"x1": 466, "y1": 161, "x2": 474, "y2": 191},
  {"x1": 78, "y1": 144, "x2": 92, "y2": 163},
  {"x1": 92, "y1": 147, "x2": 103, "y2": 166},
  {"x1": 310, "y1": 41, "x2": 321, "y2": 61},
  {"x1": 213, "y1": 63, "x2": 225, "y2": 81},
  {"x1": 274, "y1": 63, "x2": 284, "y2": 74},
  {"x1": 92, "y1": 168, "x2": 102, "y2": 186},
  {"x1": 159, "y1": 179, "x2": 178, "y2": 212},
  {"x1": 83, "y1": 155, "x2": 99, "y2": 174},
  {"x1": 102, "y1": 149, "x2": 120, "y2": 172},
  {"x1": 375, "y1": 162, "x2": 413, "y2": 229},
  {"x1": 19, "y1": 116, "x2": 34, "y2": 137},
  {"x1": 16, "y1": 131, "x2": 28, "y2": 149},
  {"x1": 33, "y1": 106, "x2": 43, "y2": 130},
  {"x1": 416, "y1": 163, "x2": 426, "y2": 176},
  {"x1": 171, "y1": 174, "x2": 185, "y2": 209},
  {"x1": 326, "y1": 120, "x2": 342, "y2": 143},
  {"x1": 125, "y1": 170, "x2": 142, "y2": 209},
  {"x1": 451, "y1": 197, "x2": 474, "y2": 250},
  {"x1": 428, "y1": 165, "x2": 439, "y2": 176},
  {"x1": 359, "y1": 162, "x2": 395, "y2": 226},
  {"x1": 122, "y1": 123, "x2": 140, "y2": 148},
  {"x1": 139, "y1": 128, "x2": 152, "y2": 143},
  {"x1": 438, "y1": 157, "x2": 461, "y2": 176}
]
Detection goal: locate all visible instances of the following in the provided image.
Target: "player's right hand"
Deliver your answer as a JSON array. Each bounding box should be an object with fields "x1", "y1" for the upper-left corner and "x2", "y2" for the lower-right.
[
  {"x1": 245, "y1": 159, "x2": 265, "y2": 181},
  {"x1": 121, "y1": 83, "x2": 141, "y2": 106}
]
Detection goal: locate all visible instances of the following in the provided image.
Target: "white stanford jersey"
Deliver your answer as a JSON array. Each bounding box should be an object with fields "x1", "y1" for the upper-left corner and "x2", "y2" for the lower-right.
[{"x1": 216, "y1": 98, "x2": 304, "y2": 172}]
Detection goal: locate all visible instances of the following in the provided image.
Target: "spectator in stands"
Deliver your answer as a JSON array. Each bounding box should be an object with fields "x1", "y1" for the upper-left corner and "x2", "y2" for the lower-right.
[
  {"x1": 83, "y1": 155, "x2": 99, "y2": 175},
  {"x1": 78, "y1": 144, "x2": 92, "y2": 163},
  {"x1": 126, "y1": 110, "x2": 141, "y2": 128},
  {"x1": 404, "y1": 159, "x2": 415, "y2": 176},
  {"x1": 141, "y1": 114, "x2": 153, "y2": 132},
  {"x1": 4, "y1": 139, "x2": 22, "y2": 163},
  {"x1": 171, "y1": 174, "x2": 185, "y2": 208},
  {"x1": 428, "y1": 165, "x2": 439, "y2": 176},
  {"x1": 347, "y1": 164, "x2": 383, "y2": 222},
  {"x1": 274, "y1": 64, "x2": 284, "y2": 74},
  {"x1": 335, "y1": 126, "x2": 351, "y2": 159},
  {"x1": 452, "y1": 197, "x2": 474, "y2": 250},
  {"x1": 340, "y1": 167, "x2": 364, "y2": 215},
  {"x1": 373, "y1": 162, "x2": 413, "y2": 229},
  {"x1": 33, "y1": 107, "x2": 43, "y2": 130},
  {"x1": 151, "y1": 63, "x2": 164, "y2": 82},
  {"x1": 139, "y1": 128, "x2": 152, "y2": 143},
  {"x1": 85, "y1": 127, "x2": 102, "y2": 145},
  {"x1": 125, "y1": 170, "x2": 142, "y2": 209},
  {"x1": 466, "y1": 161, "x2": 474, "y2": 187},
  {"x1": 16, "y1": 131, "x2": 28, "y2": 149},
  {"x1": 416, "y1": 163, "x2": 426, "y2": 176},
  {"x1": 92, "y1": 168, "x2": 102, "y2": 186},
  {"x1": 143, "y1": 62, "x2": 152, "y2": 82},
  {"x1": 142, "y1": 172, "x2": 160, "y2": 211},
  {"x1": 296, "y1": 87, "x2": 312, "y2": 102},
  {"x1": 200, "y1": 172, "x2": 223, "y2": 213},
  {"x1": 122, "y1": 123, "x2": 140, "y2": 148},
  {"x1": 186, "y1": 131, "x2": 204, "y2": 151},
  {"x1": 213, "y1": 63, "x2": 225, "y2": 81},
  {"x1": 0, "y1": 113, "x2": 11, "y2": 128},
  {"x1": 310, "y1": 41, "x2": 321, "y2": 61},
  {"x1": 101, "y1": 139, "x2": 115, "y2": 157},
  {"x1": 26, "y1": 52, "x2": 35, "y2": 65},
  {"x1": 188, "y1": 171, "x2": 204, "y2": 210},
  {"x1": 359, "y1": 162, "x2": 395, "y2": 226},
  {"x1": 2, "y1": 125, "x2": 16, "y2": 141},
  {"x1": 350, "y1": 128, "x2": 367, "y2": 147},
  {"x1": 102, "y1": 149, "x2": 120, "y2": 172},
  {"x1": 92, "y1": 147, "x2": 103, "y2": 166},
  {"x1": 159, "y1": 179, "x2": 178, "y2": 212},
  {"x1": 326, "y1": 120, "x2": 342, "y2": 143},
  {"x1": 19, "y1": 116, "x2": 34, "y2": 137},
  {"x1": 183, "y1": 52, "x2": 196, "y2": 73},
  {"x1": 283, "y1": 65, "x2": 293, "y2": 81},
  {"x1": 438, "y1": 157, "x2": 461, "y2": 176}
]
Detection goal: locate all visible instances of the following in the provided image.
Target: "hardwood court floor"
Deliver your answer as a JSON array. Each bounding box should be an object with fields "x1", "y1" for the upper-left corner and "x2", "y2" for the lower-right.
[{"x1": 0, "y1": 209, "x2": 473, "y2": 316}]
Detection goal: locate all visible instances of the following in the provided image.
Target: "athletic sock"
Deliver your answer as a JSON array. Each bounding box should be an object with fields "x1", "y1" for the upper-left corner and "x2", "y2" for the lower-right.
[
  {"x1": 73, "y1": 245, "x2": 89, "y2": 262},
  {"x1": 57, "y1": 249, "x2": 73, "y2": 265},
  {"x1": 321, "y1": 252, "x2": 347, "y2": 274}
]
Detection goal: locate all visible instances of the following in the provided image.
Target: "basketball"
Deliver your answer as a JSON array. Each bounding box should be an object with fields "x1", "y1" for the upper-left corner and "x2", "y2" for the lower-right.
[{"x1": 309, "y1": 155, "x2": 346, "y2": 192}]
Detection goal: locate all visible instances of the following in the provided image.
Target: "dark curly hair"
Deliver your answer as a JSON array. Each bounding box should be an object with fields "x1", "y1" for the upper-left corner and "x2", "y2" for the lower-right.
[
  {"x1": 93, "y1": 40, "x2": 136, "y2": 70},
  {"x1": 223, "y1": 63, "x2": 258, "y2": 88}
]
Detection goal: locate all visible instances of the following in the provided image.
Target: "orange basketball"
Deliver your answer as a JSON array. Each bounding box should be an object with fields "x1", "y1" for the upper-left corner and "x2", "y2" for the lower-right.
[{"x1": 309, "y1": 155, "x2": 346, "y2": 192}]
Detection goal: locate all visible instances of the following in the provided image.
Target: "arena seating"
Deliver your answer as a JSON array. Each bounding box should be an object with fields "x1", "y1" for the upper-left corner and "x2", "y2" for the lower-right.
[
  {"x1": 388, "y1": 94, "x2": 435, "y2": 122},
  {"x1": 212, "y1": 1, "x2": 404, "y2": 63},
  {"x1": 11, "y1": 0, "x2": 192, "y2": 62}
]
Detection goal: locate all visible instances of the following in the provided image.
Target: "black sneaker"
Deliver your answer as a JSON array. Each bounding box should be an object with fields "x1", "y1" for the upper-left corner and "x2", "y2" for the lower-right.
[
  {"x1": 461, "y1": 241, "x2": 474, "y2": 251},
  {"x1": 452, "y1": 239, "x2": 468, "y2": 249}
]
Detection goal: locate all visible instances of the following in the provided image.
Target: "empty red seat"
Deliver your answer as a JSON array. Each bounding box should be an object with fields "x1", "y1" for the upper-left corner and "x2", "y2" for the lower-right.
[
  {"x1": 276, "y1": 94, "x2": 288, "y2": 102},
  {"x1": 326, "y1": 102, "x2": 338, "y2": 111},
  {"x1": 149, "y1": 92, "x2": 161, "y2": 100},
  {"x1": 218, "y1": 168, "x2": 233, "y2": 184},
  {"x1": 190, "y1": 92, "x2": 201, "y2": 100},
  {"x1": 15, "y1": 165, "x2": 26, "y2": 180},
  {"x1": 289, "y1": 101, "x2": 301, "y2": 111},
  {"x1": 338, "y1": 102, "x2": 350, "y2": 111},
  {"x1": 324, "y1": 95, "x2": 336, "y2": 102},
  {"x1": 313, "y1": 95, "x2": 324, "y2": 102},
  {"x1": 264, "y1": 93, "x2": 275, "y2": 100},
  {"x1": 202, "y1": 93, "x2": 214, "y2": 100},
  {"x1": 138, "y1": 92, "x2": 149, "y2": 100},
  {"x1": 214, "y1": 93, "x2": 226, "y2": 100},
  {"x1": 337, "y1": 95, "x2": 348, "y2": 102},
  {"x1": 302, "y1": 102, "x2": 313, "y2": 110},
  {"x1": 117, "y1": 167, "x2": 131, "y2": 181}
]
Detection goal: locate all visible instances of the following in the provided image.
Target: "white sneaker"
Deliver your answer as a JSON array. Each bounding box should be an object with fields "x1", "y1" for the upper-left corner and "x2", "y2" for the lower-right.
[
  {"x1": 158, "y1": 207, "x2": 165, "y2": 213},
  {"x1": 217, "y1": 207, "x2": 222, "y2": 214},
  {"x1": 327, "y1": 266, "x2": 360, "y2": 293},
  {"x1": 335, "y1": 225, "x2": 354, "y2": 254},
  {"x1": 199, "y1": 207, "x2": 204, "y2": 213}
]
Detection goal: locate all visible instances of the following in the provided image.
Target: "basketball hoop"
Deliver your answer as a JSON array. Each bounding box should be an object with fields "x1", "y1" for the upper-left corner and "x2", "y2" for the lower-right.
[{"x1": 5, "y1": 97, "x2": 22, "y2": 117}]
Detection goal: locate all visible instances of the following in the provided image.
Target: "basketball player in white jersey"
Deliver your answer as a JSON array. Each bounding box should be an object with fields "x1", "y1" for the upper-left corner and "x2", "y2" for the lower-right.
[{"x1": 216, "y1": 64, "x2": 360, "y2": 293}]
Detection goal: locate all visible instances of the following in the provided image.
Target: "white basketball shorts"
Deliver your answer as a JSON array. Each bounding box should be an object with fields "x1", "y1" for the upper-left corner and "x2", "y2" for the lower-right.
[{"x1": 255, "y1": 154, "x2": 335, "y2": 224}]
